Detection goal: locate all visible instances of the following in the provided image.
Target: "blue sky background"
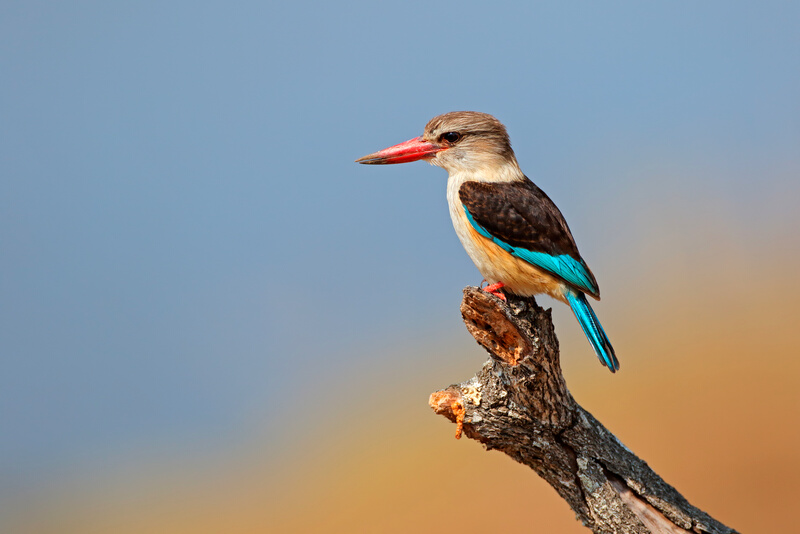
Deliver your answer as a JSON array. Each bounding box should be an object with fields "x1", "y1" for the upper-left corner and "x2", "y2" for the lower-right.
[{"x1": 2, "y1": 0, "x2": 799, "y2": 516}]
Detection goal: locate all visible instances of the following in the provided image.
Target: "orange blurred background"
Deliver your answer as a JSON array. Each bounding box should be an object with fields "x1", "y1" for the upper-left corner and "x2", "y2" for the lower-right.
[{"x1": 7, "y1": 205, "x2": 799, "y2": 533}]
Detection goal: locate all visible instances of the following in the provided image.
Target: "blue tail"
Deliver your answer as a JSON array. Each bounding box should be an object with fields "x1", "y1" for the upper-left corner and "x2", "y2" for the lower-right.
[{"x1": 565, "y1": 291, "x2": 619, "y2": 372}]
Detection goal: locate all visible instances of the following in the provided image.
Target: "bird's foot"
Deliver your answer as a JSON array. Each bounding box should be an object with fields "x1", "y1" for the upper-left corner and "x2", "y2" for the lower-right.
[{"x1": 482, "y1": 281, "x2": 507, "y2": 302}]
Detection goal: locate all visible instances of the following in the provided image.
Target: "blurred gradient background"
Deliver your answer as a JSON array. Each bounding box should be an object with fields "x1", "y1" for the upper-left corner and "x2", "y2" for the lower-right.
[{"x1": 2, "y1": 2, "x2": 799, "y2": 532}]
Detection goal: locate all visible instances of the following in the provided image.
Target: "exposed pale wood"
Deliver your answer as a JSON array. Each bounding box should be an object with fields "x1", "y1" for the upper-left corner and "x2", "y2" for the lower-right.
[{"x1": 429, "y1": 287, "x2": 738, "y2": 534}]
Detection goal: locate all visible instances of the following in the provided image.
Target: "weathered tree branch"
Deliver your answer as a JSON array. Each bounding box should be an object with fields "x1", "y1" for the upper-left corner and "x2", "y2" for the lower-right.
[{"x1": 429, "y1": 287, "x2": 738, "y2": 534}]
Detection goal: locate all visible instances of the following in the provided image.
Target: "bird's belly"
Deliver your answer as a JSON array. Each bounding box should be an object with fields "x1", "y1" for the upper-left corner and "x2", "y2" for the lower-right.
[{"x1": 449, "y1": 201, "x2": 566, "y2": 301}]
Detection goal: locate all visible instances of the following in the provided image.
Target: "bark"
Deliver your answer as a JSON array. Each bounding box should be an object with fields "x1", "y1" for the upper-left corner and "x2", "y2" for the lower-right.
[{"x1": 429, "y1": 287, "x2": 738, "y2": 534}]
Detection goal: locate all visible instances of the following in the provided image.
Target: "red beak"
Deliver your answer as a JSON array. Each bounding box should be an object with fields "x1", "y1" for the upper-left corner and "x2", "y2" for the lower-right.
[{"x1": 355, "y1": 136, "x2": 444, "y2": 165}]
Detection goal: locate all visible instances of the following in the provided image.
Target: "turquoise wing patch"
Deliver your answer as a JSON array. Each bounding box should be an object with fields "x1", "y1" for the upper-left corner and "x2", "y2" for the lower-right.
[{"x1": 464, "y1": 207, "x2": 599, "y2": 295}]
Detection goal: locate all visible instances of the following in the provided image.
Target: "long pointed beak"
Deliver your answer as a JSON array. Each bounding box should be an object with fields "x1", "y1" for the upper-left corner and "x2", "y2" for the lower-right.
[{"x1": 355, "y1": 136, "x2": 444, "y2": 165}]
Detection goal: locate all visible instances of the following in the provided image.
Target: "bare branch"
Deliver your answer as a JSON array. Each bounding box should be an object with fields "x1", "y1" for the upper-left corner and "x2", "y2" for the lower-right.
[{"x1": 429, "y1": 287, "x2": 738, "y2": 534}]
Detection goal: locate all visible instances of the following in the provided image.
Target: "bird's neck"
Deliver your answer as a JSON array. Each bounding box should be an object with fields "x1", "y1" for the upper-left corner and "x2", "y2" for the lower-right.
[{"x1": 446, "y1": 157, "x2": 525, "y2": 187}]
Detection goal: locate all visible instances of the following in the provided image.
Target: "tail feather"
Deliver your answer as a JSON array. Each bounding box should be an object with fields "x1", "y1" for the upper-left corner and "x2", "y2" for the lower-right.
[{"x1": 565, "y1": 291, "x2": 619, "y2": 372}]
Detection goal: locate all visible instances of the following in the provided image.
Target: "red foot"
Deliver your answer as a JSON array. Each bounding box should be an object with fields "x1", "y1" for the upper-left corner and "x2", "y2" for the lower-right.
[{"x1": 482, "y1": 282, "x2": 507, "y2": 301}]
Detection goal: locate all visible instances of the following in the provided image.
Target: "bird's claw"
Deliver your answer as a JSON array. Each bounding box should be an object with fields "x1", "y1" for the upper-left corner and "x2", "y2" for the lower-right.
[{"x1": 482, "y1": 282, "x2": 507, "y2": 301}]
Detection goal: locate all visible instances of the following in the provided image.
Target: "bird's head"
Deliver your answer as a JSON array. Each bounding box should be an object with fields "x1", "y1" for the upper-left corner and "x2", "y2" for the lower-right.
[{"x1": 356, "y1": 111, "x2": 520, "y2": 177}]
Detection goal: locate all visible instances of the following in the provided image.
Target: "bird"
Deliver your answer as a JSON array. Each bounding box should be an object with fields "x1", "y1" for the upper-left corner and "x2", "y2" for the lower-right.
[{"x1": 356, "y1": 111, "x2": 619, "y2": 372}]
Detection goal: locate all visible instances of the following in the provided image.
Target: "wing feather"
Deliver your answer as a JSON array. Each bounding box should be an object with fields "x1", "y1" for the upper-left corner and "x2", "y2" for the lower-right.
[{"x1": 460, "y1": 179, "x2": 600, "y2": 297}]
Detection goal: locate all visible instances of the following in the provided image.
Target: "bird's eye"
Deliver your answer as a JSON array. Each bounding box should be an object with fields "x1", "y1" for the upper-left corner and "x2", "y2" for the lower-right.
[{"x1": 440, "y1": 132, "x2": 462, "y2": 143}]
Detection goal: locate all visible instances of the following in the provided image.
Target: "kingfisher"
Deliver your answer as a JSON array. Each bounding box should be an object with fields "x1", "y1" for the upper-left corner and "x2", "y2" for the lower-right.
[{"x1": 356, "y1": 111, "x2": 618, "y2": 372}]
